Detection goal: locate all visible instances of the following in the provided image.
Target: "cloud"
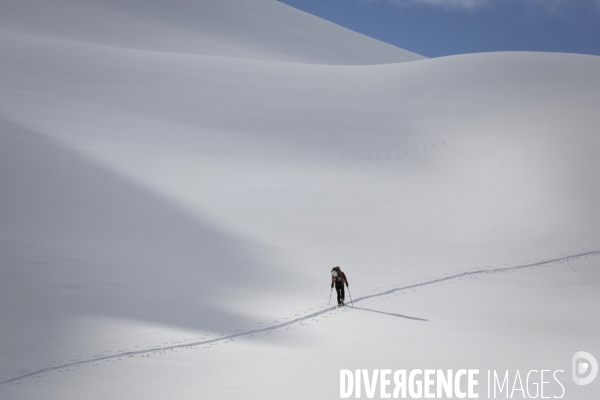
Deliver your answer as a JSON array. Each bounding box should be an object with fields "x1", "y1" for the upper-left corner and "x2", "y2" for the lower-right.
[
  {"x1": 367, "y1": 0, "x2": 597, "y2": 11},
  {"x1": 384, "y1": 0, "x2": 489, "y2": 9},
  {"x1": 417, "y1": 0, "x2": 487, "y2": 8}
]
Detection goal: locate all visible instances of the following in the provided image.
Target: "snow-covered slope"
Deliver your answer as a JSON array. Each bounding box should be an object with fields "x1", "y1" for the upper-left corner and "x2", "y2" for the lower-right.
[
  {"x1": 0, "y1": 1, "x2": 599, "y2": 399},
  {"x1": 0, "y1": 0, "x2": 423, "y2": 64}
]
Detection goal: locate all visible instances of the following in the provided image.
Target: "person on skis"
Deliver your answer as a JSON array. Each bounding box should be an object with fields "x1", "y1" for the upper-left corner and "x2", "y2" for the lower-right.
[{"x1": 331, "y1": 266, "x2": 349, "y2": 307}]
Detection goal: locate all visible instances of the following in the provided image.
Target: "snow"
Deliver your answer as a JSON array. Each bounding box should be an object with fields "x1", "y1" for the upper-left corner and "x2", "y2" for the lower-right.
[
  {"x1": 0, "y1": 0, "x2": 423, "y2": 64},
  {"x1": 0, "y1": 0, "x2": 599, "y2": 399}
]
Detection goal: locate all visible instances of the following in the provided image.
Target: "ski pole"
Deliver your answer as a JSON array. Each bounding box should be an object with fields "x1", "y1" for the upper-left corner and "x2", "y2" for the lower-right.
[
  {"x1": 328, "y1": 287, "x2": 333, "y2": 304},
  {"x1": 347, "y1": 286, "x2": 354, "y2": 307}
]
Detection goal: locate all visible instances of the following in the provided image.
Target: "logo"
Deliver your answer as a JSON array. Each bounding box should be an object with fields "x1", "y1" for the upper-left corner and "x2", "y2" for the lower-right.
[{"x1": 572, "y1": 351, "x2": 598, "y2": 385}]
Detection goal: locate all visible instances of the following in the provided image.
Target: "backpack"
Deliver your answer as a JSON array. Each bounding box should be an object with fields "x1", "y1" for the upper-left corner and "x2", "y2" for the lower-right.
[{"x1": 332, "y1": 270, "x2": 342, "y2": 282}]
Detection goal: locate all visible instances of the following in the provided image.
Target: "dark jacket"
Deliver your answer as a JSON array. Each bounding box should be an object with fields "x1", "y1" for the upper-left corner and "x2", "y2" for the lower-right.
[{"x1": 331, "y1": 271, "x2": 348, "y2": 288}]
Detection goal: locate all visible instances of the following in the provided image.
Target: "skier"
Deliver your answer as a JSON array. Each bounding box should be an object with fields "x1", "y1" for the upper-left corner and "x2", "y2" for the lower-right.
[{"x1": 331, "y1": 266, "x2": 349, "y2": 307}]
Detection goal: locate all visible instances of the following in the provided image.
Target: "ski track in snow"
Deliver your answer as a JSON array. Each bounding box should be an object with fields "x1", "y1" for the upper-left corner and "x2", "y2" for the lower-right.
[{"x1": 1, "y1": 250, "x2": 598, "y2": 386}]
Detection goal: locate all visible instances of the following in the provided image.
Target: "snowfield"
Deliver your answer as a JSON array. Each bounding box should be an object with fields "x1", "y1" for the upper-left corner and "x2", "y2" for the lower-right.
[{"x1": 0, "y1": 0, "x2": 599, "y2": 399}]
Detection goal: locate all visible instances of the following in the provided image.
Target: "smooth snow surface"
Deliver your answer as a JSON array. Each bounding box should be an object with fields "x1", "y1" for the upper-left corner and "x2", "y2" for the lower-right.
[
  {"x1": 0, "y1": 0, "x2": 423, "y2": 64},
  {"x1": 0, "y1": 1, "x2": 599, "y2": 399}
]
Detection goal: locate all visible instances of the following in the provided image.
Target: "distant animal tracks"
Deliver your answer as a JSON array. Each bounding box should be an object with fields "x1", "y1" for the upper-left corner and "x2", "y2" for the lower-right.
[{"x1": 237, "y1": 125, "x2": 482, "y2": 162}]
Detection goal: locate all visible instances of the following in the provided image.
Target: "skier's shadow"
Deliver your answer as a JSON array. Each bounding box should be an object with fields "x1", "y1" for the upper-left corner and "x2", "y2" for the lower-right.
[{"x1": 351, "y1": 306, "x2": 428, "y2": 321}]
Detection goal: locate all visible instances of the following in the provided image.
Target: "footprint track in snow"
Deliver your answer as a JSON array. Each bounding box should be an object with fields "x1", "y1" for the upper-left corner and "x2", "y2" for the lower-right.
[{"x1": 1, "y1": 250, "x2": 598, "y2": 386}]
